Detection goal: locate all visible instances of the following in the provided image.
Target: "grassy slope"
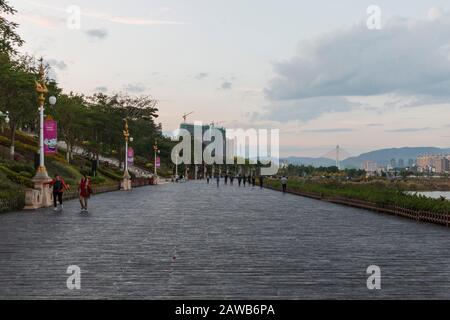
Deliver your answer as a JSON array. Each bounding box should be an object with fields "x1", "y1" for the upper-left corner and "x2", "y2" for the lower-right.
[
  {"x1": 0, "y1": 130, "x2": 123, "y2": 210},
  {"x1": 266, "y1": 178, "x2": 450, "y2": 214}
]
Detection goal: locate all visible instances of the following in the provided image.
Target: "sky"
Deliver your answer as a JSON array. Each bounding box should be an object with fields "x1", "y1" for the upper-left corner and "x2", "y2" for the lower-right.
[{"x1": 7, "y1": 0, "x2": 450, "y2": 158}]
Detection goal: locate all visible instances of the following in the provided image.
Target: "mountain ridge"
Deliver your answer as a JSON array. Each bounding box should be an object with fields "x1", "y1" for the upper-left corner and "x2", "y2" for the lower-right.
[{"x1": 283, "y1": 147, "x2": 450, "y2": 169}]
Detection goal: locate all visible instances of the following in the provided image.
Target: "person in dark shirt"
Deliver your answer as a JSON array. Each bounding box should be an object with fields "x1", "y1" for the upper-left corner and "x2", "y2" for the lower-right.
[
  {"x1": 252, "y1": 175, "x2": 256, "y2": 187},
  {"x1": 237, "y1": 175, "x2": 242, "y2": 186},
  {"x1": 243, "y1": 174, "x2": 246, "y2": 187},
  {"x1": 46, "y1": 174, "x2": 69, "y2": 211}
]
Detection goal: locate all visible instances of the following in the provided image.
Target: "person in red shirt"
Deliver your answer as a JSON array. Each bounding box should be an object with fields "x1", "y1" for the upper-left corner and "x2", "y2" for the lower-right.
[
  {"x1": 46, "y1": 174, "x2": 69, "y2": 211},
  {"x1": 78, "y1": 174, "x2": 92, "y2": 213}
]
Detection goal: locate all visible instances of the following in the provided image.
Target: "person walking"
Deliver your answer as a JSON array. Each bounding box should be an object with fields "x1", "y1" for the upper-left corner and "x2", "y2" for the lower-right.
[
  {"x1": 281, "y1": 175, "x2": 288, "y2": 193},
  {"x1": 247, "y1": 175, "x2": 251, "y2": 185},
  {"x1": 216, "y1": 174, "x2": 220, "y2": 187},
  {"x1": 78, "y1": 174, "x2": 92, "y2": 213},
  {"x1": 224, "y1": 173, "x2": 228, "y2": 185},
  {"x1": 230, "y1": 175, "x2": 234, "y2": 185},
  {"x1": 252, "y1": 175, "x2": 256, "y2": 187},
  {"x1": 259, "y1": 175, "x2": 264, "y2": 189},
  {"x1": 207, "y1": 174, "x2": 210, "y2": 184},
  {"x1": 47, "y1": 174, "x2": 69, "y2": 211},
  {"x1": 243, "y1": 174, "x2": 246, "y2": 187},
  {"x1": 237, "y1": 175, "x2": 242, "y2": 186}
]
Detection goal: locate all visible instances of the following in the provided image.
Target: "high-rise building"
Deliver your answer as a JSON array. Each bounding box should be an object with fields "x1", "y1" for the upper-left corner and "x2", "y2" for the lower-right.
[
  {"x1": 362, "y1": 161, "x2": 378, "y2": 172},
  {"x1": 416, "y1": 155, "x2": 450, "y2": 173},
  {"x1": 398, "y1": 159, "x2": 405, "y2": 168},
  {"x1": 390, "y1": 158, "x2": 396, "y2": 168}
]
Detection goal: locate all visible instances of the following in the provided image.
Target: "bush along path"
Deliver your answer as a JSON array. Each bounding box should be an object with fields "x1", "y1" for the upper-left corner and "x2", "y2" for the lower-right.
[{"x1": 265, "y1": 179, "x2": 450, "y2": 228}]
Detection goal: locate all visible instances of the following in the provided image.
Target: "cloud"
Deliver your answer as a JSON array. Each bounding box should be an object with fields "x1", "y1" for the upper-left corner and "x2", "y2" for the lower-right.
[
  {"x1": 124, "y1": 83, "x2": 147, "y2": 93},
  {"x1": 20, "y1": 1, "x2": 187, "y2": 27},
  {"x1": 221, "y1": 81, "x2": 232, "y2": 90},
  {"x1": 366, "y1": 123, "x2": 382, "y2": 127},
  {"x1": 254, "y1": 96, "x2": 362, "y2": 123},
  {"x1": 14, "y1": 12, "x2": 64, "y2": 29},
  {"x1": 95, "y1": 86, "x2": 108, "y2": 93},
  {"x1": 45, "y1": 59, "x2": 68, "y2": 81},
  {"x1": 265, "y1": 13, "x2": 450, "y2": 101},
  {"x1": 387, "y1": 127, "x2": 434, "y2": 132},
  {"x1": 194, "y1": 73, "x2": 208, "y2": 80},
  {"x1": 302, "y1": 128, "x2": 357, "y2": 133},
  {"x1": 47, "y1": 59, "x2": 68, "y2": 71},
  {"x1": 85, "y1": 29, "x2": 108, "y2": 40}
]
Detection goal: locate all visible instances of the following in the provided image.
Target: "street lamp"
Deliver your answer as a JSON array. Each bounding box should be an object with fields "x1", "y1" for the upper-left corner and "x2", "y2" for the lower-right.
[
  {"x1": 49, "y1": 96, "x2": 57, "y2": 106},
  {"x1": 0, "y1": 111, "x2": 9, "y2": 124},
  {"x1": 153, "y1": 139, "x2": 159, "y2": 176},
  {"x1": 34, "y1": 58, "x2": 50, "y2": 180},
  {"x1": 123, "y1": 119, "x2": 131, "y2": 179}
]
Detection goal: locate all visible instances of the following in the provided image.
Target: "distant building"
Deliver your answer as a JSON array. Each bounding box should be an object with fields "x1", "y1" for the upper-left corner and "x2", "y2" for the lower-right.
[
  {"x1": 398, "y1": 159, "x2": 405, "y2": 168},
  {"x1": 362, "y1": 161, "x2": 378, "y2": 172},
  {"x1": 408, "y1": 158, "x2": 415, "y2": 167},
  {"x1": 416, "y1": 154, "x2": 450, "y2": 173},
  {"x1": 390, "y1": 158, "x2": 396, "y2": 168}
]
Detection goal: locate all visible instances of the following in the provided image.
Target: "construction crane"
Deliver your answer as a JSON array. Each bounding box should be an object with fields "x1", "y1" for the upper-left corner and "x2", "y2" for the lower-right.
[{"x1": 182, "y1": 111, "x2": 194, "y2": 123}]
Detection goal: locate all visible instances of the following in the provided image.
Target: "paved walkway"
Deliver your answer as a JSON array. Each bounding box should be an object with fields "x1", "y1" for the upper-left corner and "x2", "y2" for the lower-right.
[{"x1": 1, "y1": 180, "x2": 450, "y2": 299}]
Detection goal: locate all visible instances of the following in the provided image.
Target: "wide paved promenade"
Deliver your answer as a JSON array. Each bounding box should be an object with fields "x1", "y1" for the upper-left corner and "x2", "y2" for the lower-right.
[{"x1": 1, "y1": 180, "x2": 450, "y2": 299}]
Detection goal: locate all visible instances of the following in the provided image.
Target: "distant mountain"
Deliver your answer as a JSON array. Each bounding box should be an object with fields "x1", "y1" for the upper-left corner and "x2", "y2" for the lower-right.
[
  {"x1": 342, "y1": 147, "x2": 450, "y2": 168},
  {"x1": 284, "y1": 147, "x2": 450, "y2": 169}
]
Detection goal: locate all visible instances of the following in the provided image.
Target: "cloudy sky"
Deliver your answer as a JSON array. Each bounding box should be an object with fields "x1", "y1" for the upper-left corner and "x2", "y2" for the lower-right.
[{"x1": 9, "y1": 0, "x2": 450, "y2": 157}]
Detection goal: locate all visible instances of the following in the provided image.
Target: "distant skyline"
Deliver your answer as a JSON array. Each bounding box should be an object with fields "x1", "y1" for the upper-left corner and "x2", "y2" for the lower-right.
[{"x1": 9, "y1": 0, "x2": 450, "y2": 157}]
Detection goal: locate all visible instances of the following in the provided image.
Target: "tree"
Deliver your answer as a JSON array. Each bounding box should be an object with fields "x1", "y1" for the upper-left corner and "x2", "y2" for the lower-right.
[
  {"x1": 0, "y1": 0, "x2": 24, "y2": 54},
  {"x1": 47, "y1": 93, "x2": 86, "y2": 163},
  {"x1": 0, "y1": 52, "x2": 37, "y2": 159}
]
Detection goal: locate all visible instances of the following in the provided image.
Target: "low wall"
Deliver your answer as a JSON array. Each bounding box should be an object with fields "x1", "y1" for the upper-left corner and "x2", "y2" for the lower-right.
[
  {"x1": 265, "y1": 185, "x2": 450, "y2": 228},
  {"x1": 0, "y1": 195, "x2": 25, "y2": 213}
]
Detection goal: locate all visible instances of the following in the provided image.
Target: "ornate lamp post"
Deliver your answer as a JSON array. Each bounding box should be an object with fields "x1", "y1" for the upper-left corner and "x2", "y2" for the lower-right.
[
  {"x1": 34, "y1": 59, "x2": 50, "y2": 181},
  {"x1": 153, "y1": 139, "x2": 159, "y2": 176},
  {"x1": 25, "y1": 59, "x2": 57, "y2": 209},
  {"x1": 122, "y1": 119, "x2": 132, "y2": 190}
]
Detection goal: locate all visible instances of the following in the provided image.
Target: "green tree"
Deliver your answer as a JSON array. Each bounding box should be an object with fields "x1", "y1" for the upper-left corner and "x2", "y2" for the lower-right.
[
  {"x1": 0, "y1": 0, "x2": 24, "y2": 53},
  {"x1": 47, "y1": 93, "x2": 86, "y2": 163},
  {"x1": 0, "y1": 52, "x2": 37, "y2": 159}
]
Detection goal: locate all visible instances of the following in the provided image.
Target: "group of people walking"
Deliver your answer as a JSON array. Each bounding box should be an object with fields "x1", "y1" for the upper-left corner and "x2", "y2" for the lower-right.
[
  {"x1": 46, "y1": 174, "x2": 93, "y2": 213},
  {"x1": 206, "y1": 174, "x2": 289, "y2": 193},
  {"x1": 206, "y1": 174, "x2": 265, "y2": 188}
]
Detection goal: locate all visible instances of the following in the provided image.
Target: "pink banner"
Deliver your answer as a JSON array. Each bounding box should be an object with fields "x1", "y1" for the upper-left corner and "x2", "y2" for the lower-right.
[
  {"x1": 156, "y1": 157, "x2": 161, "y2": 168},
  {"x1": 127, "y1": 147, "x2": 134, "y2": 165},
  {"x1": 44, "y1": 119, "x2": 57, "y2": 155}
]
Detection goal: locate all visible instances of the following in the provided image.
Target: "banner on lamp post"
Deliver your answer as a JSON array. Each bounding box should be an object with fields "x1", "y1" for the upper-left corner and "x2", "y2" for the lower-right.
[
  {"x1": 156, "y1": 156, "x2": 161, "y2": 168},
  {"x1": 44, "y1": 119, "x2": 57, "y2": 155},
  {"x1": 127, "y1": 147, "x2": 134, "y2": 165}
]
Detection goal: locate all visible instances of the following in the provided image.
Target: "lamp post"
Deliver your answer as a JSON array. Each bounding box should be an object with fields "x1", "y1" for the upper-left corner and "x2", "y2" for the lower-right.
[
  {"x1": 153, "y1": 139, "x2": 159, "y2": 176},
  {"x1": 34, "y1": 59, "x2": 53, "y2": 181},
  {"x1": 0, "y1": 111, "x2": 9, "y2": 124},
  {"x1": 123, "y1": 119, "x2": 130, "y2": 179}
]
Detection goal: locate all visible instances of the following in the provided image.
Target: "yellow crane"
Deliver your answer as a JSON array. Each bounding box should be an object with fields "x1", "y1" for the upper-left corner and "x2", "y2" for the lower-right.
[{"x1": 182, "y1": 111, "x2": 194, "y2": 123}]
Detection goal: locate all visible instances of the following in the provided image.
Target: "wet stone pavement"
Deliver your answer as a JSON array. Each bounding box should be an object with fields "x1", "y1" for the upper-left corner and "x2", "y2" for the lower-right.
[{"x1": 0, "y1": 180, "x2": 450, "y2": 299}]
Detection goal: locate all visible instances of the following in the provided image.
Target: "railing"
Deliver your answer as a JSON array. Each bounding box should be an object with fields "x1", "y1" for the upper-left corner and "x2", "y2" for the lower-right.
[
  {"x1": 0, "y1": 194, "x2": 25, "y2": 213},
  {"x1": 265, "y1": 185, "x2": 450, "y2": 227}
]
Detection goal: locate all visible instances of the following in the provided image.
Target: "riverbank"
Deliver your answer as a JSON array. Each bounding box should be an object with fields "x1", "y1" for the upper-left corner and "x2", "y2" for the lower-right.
[{"x1": 266, "y1": 178, "x2": 450, "y2": 227}]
